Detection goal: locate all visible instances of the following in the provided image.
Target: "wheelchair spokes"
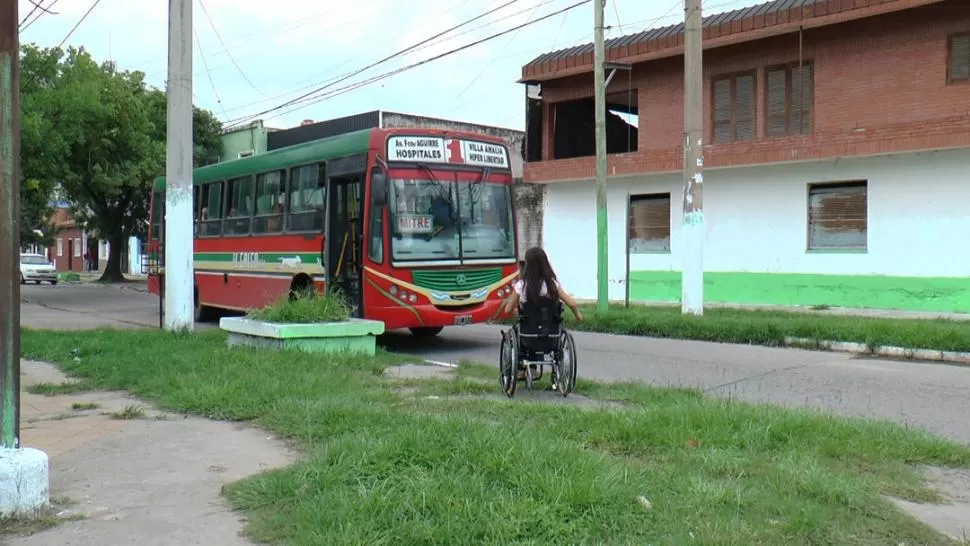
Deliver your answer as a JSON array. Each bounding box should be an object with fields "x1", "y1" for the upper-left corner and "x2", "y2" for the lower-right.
[
  {"x1": 556, "y1": 331, "x2": 578, "y2": 397},
  {"x1": 499, "y1": 330, "x2": 517, "y2": 398}
]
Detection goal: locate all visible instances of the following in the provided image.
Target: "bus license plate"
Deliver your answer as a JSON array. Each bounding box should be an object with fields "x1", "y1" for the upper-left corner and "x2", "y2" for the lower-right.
[{"x1": 453, "y1": 314, "x2": 472, "y2": 325}]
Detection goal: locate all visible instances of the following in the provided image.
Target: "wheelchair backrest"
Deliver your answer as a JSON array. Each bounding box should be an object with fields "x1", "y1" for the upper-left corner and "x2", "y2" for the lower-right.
[{"x1": 517, "y1": 296, "x2": 564, "y2": 338}]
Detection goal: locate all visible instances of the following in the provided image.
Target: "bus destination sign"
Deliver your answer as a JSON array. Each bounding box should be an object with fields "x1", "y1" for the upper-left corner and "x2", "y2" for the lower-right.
[{"x1": 387, "y1": 136, "x2": 509, "y2": 169}]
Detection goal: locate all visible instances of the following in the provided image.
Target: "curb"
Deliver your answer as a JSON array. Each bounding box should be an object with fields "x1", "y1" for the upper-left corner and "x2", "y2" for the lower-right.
[{"x1": 784, "y1": 337, "x2": 970, "y2": 365}]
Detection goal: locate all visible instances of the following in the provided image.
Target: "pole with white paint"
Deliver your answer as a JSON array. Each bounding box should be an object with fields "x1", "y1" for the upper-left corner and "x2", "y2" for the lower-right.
[
  {"x1": 0, "y1": 0, "x2": 50, "y2": 518},
  {"x1": 164, "y1": 0, "x2": 195, "y2": 331},
  {"x1": 593, "y1": 0, "x2": 609, "y2": 313},
  {"x1": 681, "y1": 0, "x2": 705, "y2": 316}
]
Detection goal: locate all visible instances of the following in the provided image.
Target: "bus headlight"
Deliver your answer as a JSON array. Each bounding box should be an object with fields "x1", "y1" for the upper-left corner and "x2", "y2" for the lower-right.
[
  {"x1": 408, "y1": 294, "x2": 417, "y2": 303},
  {"x1": 389, "y1": 285, "x2": 398, "y2": 296}
]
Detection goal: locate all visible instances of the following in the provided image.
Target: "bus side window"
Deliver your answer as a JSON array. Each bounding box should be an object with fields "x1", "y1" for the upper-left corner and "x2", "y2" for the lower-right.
[
  {"x1": 201, "y1": 181, "x2": 224, "y2": 237},
  {"x1": 224, "y1": 175, "x2": 254, "y2": 236},
  {"x1": 150, "y1": 190, "x2": 163, "y2": 242},
  {"x1": 367, "y1": 167, "x2": 385, "y2": 264},
  {"x1": 287, "y1": 163, "x2": 325, "y2": 232},
  {"x1": 253, "y1": 170, "x2": 285, "y2": 234},
  {"x1": 193, "y1": 185, "x2": 201, "y2": 235}
]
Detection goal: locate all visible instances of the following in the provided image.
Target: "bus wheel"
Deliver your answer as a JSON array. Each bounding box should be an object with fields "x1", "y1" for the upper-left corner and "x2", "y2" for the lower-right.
[
  {"x1": 289, "y1": 275, "x2": 314, "y2": 301},
  {"x1": 194, "y1": 289, "x2": 217, "y2": 323},
  {"x1": 409, "y1": 327, "x2": 443, "y2": 338}
]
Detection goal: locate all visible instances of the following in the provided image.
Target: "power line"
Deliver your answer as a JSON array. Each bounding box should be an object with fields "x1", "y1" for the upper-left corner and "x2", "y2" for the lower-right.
[
  {"x1": 208, "y1": 0, "x2": 534, "y2": 120},
  {"x1": 223, "y1": 0, "x2": 523, "y2": 128},
  {"x1": 196, "y1": 0, "x2": 266, "y2": 97},
  {"x1": 453, "y1": 0, "x2": 545, "y2": 101},
  {"x1": 132, "y1": 5, "x2": 345, "y2": 68},
  {"x1": 194, "y1": 26, "x2": 229, "y2": 120},
  {"x1": 549, "y1": 7, "x2": 570, "y2": 50},
  {"x1": 224, "y1": 0, "x2": 592, "y2": 130},
  {"x1": 20, "y1": 0, "x2": 54, "y2": 29},
  {"x1": 404, "y1": 0, "x2": 551, "y2": 58},
  {"x1": 57, "y1": 0, "x2": 103, "y2": 49},
  {"x1": 19, "y1": 0, "x2": 58, "y2": 32}
]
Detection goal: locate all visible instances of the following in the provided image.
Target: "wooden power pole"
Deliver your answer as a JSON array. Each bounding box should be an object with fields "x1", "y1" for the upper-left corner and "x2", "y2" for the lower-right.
[
  {"x1": 682, "y1": 0, "x2": 705, "y2": 315},
  {"x1": 593, "y1": 0, "x2": 608, "y2": 313},
  {"x1": 0, "y1": 0, "x2": 21, "y2": 450}
]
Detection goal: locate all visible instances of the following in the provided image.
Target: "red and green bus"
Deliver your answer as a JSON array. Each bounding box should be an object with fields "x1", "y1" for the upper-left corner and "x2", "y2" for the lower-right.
[{"x1": 146, "y1": 127, "x2": 521, "y2": 336}]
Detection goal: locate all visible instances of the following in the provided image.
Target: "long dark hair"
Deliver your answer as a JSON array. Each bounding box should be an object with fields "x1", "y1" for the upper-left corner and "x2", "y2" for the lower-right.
[{"x1": 522, "y1": 247, "x2": 559, "y2": 303}]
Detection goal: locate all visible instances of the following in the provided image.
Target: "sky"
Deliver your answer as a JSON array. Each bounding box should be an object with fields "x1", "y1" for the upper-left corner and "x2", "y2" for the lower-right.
[{"x1": 18, "y1": 0, "x2": 766, "y2": 133}]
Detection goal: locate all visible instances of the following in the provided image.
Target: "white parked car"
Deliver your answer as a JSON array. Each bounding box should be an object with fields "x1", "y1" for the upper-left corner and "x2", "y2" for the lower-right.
[{"x1": 20, "y1": 253, "x2": 58, "y2": 285}]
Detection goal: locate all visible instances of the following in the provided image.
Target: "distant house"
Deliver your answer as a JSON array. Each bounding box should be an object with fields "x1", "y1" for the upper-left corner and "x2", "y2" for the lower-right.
[
  {"x1": 41, "y1": 202, "x2": 142, "y2": 275},
  {"x1": 219, "y1": 119, "x2": 281, "y2": 162},
  {"x1": 47, "y1": 205, "x2": 85, "y2": 272}
]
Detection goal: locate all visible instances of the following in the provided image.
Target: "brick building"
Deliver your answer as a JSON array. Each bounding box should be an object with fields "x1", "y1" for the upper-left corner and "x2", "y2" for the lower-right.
[
  {"x1": 48, "y1": 207, "x2": 86, "y2": 272},
  {"x1": 519, "y1": 0, "x2": 970, "y2": 313}
]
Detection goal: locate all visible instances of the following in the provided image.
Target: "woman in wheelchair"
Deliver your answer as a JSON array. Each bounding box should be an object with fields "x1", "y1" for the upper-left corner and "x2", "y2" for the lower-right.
[
  {"x1": 502, "y1": 247, "x2": 583, "y2": 321},
  {"x1": 501, "y1": 247, "x2": 583, "y2": 388}
]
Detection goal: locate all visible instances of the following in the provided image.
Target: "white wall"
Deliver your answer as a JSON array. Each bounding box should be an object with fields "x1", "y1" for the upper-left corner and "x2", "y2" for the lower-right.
[{"x1": 542, "y1": 148, "x2": 970, "y2": 301}]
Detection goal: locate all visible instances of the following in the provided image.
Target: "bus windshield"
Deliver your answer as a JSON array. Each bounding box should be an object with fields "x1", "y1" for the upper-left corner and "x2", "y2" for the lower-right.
[{"x1": 388, "y1": 170, "x2": 515, "y2": 264}]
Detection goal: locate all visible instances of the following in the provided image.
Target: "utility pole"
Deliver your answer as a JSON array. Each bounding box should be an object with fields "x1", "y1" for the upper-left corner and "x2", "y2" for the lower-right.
[
  {"x1": 164, "y1": 0, "x2": 195, "y2": 331},
  {"x1": 593, "y1": 0, "x2": 608, "y2": 313},
  {"x1": 1, "y1": 0, "x2": 50, "y2": 518},
  {"x1": 0, "y1": 0, "x2": 21, "y2": 451},
  {"x1": 681, "y1": 0, "x2": 704, "y2": 316}
]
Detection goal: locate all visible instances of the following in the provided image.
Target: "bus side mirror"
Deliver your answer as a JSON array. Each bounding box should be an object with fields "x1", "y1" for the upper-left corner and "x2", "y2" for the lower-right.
[{"x1": 371, "y1": 170, "x2": 387, "y2": 207}]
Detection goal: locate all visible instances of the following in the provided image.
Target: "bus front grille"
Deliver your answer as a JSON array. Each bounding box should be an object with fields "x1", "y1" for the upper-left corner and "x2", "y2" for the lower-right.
[{"x1": 412, "y1": 268, "x2": 502, "y2": 292}]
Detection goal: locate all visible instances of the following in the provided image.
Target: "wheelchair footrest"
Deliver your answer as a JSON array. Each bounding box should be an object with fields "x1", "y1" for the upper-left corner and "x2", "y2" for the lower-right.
[{"x1": 516, "y1": 363, "x2": 542, "y2": 381}]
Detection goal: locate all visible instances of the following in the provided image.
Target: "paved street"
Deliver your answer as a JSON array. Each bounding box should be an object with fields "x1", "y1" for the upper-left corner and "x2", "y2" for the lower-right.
[{"x1": 21, "y1": 282, "x2": 970, "y2": 444}]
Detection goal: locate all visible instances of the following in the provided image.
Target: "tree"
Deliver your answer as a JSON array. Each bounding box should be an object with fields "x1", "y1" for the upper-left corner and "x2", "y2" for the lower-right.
[
  {"x1": 19, "y1": 46, "x2": 68, "y2": 249},
  {"x1": 18, "y1": 44, "x2": 223, "y2": 281}
]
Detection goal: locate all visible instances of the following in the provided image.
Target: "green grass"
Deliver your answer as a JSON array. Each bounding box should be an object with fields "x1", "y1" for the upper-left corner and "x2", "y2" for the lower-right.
[
  {"x1": 110, "y1": 404, "x2": 146, "y2": 420},
  {"x1": 20, "y1": 328, "x2": 970, "y2": 545},
  {"x1": 27, "y1": 381, "x2": 94, "y2": 396},
  {"x1": 516, "y1": 303, "x2": 970, "y2": 353},
  {"x1": 247, "y1": 290, "x2": 352, "y2": 324},
  {"x1": 0, "y1": 497, "x2": 84, "y2": 539}
]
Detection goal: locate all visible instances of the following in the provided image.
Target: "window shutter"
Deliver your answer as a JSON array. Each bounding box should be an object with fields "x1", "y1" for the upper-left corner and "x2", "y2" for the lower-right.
[
  {"x1": 713, "y1": 78, "x2": 732, "y2": 144},
  {"x1": 953, "y1": 35, "x2": 970, "y2": 82},
  {"x1": 790, "y1": 64, "x2": 813, "y2": 134},
  {"x1": 734, "y1": 74, "x2": 755, "y2": 141},
  {"x1": 629, "y1": 195, "x2": 671, "y2": 252},
  {"x1": 766, "y1": 68, "x2": 787, "y2": 137},
  {"x1": 808, "y1": 183, "x2": 867, "y2": 249}
]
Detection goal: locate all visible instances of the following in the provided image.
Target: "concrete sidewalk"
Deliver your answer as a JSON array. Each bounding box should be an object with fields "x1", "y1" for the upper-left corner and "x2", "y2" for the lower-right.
[{"x1": 9, "y1": 360, "x2": 297, "y2": 545}]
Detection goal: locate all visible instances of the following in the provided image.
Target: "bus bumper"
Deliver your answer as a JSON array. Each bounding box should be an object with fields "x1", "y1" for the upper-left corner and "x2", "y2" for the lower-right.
[{"x1": 367, "y1": 299, "x2": 512, "y2": 332}]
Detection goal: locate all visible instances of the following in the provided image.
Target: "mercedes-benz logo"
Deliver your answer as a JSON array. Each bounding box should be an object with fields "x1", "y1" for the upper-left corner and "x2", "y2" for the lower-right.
[{"x1": 455, "y1": 273, "x2": 467, "y2": 286}]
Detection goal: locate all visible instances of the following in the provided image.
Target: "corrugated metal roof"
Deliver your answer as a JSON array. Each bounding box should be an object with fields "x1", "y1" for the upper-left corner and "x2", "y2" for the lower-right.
[{"x1": 524, "y1": 0, "x2": 857, "y2": 69}]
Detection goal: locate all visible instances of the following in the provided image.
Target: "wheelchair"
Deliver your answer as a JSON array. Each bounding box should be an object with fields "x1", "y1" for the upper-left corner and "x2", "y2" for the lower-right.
[{"x1": 499, "y1": 297, "x2": 578, "y2": 398}]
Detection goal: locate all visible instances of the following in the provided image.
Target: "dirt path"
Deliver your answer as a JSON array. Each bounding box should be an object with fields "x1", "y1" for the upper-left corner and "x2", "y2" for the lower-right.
[{"x1": 10, "y1": 360, "x2": 298, "y2": 545}]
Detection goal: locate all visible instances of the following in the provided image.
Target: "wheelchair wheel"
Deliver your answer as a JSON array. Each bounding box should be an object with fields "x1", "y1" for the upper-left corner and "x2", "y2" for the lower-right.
[
  {"x1": 499, "y1": 330, "x2": 518, "y2": 398},
  {"x1": 556, "y1": 331, "x2": 578, "y2": 397}
]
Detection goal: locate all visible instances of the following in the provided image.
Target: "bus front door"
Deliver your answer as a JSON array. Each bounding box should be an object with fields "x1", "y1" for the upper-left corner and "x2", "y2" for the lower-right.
[{"x1": 324, "y1": 173, "x2": 364, "y2": 317}]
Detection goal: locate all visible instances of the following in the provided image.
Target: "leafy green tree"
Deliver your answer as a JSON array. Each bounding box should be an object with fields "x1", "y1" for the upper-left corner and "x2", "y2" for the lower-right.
[
  {"x1": 19, "y1": 45, "x2": 68, "y2": 249},
  {"x1": 18, "y1": 44, "x2": 223, "y2": 281}
]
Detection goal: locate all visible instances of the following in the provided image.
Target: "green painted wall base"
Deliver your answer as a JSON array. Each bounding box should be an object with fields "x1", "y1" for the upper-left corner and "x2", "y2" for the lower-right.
[
  {"x1": 629, "y1": 271, "x2": 970, "y2": 313},
  {"x1": 220, "y1": 317, "x2": 385, "y2": 356}
]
